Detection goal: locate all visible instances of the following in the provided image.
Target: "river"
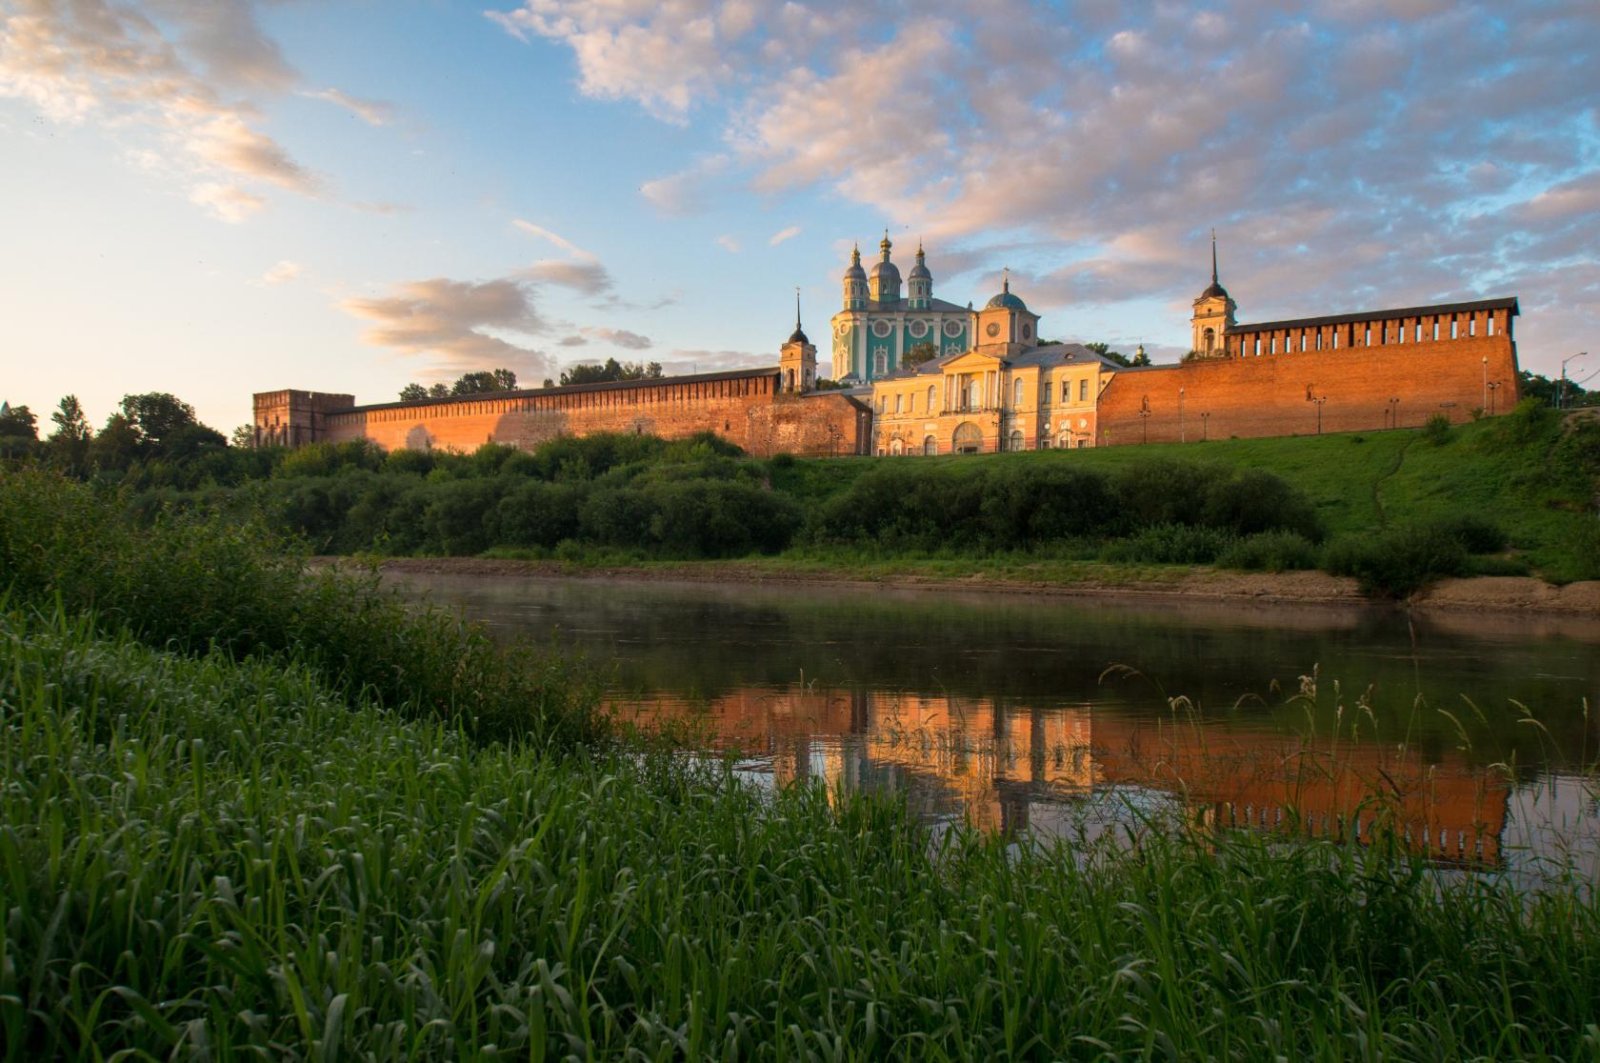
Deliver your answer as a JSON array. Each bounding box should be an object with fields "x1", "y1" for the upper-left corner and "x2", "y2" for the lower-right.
[{"x1": 394, "y1": 572, "x2": 1600, "y2": 882}]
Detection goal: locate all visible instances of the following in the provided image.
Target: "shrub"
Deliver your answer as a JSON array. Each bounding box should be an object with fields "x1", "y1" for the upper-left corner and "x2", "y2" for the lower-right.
[
  {"x1": 1202, "y1": 468, "x2": 1324, "y2": 541},
  {"x1": 1427, "y1": 514, "x2": 1508, "y2": 554},
  {"x1": 1323, "y1": 522, "x2": 1468, "y2": 596},
  {"x1": 1218, "y1": 530, "x2": 1319, "y2": 572},
  {"x1": 497, "y1": 481, "x2": 586, "y2": 548},
  {"x1": 1111, "y1": 460, "x2": 1227, "y2": 527},
  {"x1": 1101, "y1": 523, "x2": 1236, "y2": 565},
  {"x1": 1422, "y1": 413, "x2": 1452, "y2": 446}
]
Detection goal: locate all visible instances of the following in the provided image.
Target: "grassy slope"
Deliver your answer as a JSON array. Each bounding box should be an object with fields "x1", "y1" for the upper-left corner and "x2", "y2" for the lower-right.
[{"x1": 759, "y1": 418, "x2": 1595, "y2": 584}]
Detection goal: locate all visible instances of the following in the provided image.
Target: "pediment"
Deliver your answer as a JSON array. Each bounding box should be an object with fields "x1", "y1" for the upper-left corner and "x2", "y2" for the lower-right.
[{"x1": 939, "y1": 349, "x2": 1003, "y2": 372}]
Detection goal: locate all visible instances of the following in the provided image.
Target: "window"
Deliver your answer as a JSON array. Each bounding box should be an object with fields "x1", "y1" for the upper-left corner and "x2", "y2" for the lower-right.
[
  {"x1": 1079, "y1": 378, "x2": 1088, "y2": 403},
  {"x1": 1008, "y1": 430, "x2": 1024, "y2": 452},
  {"x1": 875, "y1": 396, "x2": 884, "y2": 414},
  {"x1": 874, "y1": 350, "x2": 888, "y2": 375},
  {"x1": 894, "y1": 393, "x2": 902, "y2": 414},
  {"x1": 923, "y1": 435, "x2": 937, "y2": 455},
  {"x1": 1062, "y1": 381, "x2": 1071, "y2": 404},
  {"x1": 1013, "y1": 379, "x2": 1024, "y2": 406},
  {"x1": 927, "y1": 385, "x2": 937, "y2": 412}
]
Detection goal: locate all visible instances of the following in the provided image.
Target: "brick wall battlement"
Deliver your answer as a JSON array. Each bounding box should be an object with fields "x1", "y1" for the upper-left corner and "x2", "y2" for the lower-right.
[{"x1": 1225, "y1": 297, "x2": 1517, "y2": 359}]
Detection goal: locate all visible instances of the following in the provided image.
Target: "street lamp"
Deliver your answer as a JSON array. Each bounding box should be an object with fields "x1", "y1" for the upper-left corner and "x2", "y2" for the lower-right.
[
  {"x1": 1178, "y1": 387, "x2": 1186, "y2": 443},
  {"x1": 1387, "y1": 397, "x2": 1399, "y2": 429},
  {"x1": 1486, "y1": 380, "x2": 1502, "y2": 415},
  {"x1": 1201, "y1": 411, "x2": 1209, "y2": 441},
  {"x1": 1139, "y1": 398, "x2": 1151, "y2": 444},
  {"x1": 1560, "y1": 352, "x2": 1589, "y2": 409},
  {"x1": 1481, "y1": 356, "x2": 1488, "y2": 413},
  {"x1": 1311, "y1": 394, "x2": 1327, "y2": 434}
]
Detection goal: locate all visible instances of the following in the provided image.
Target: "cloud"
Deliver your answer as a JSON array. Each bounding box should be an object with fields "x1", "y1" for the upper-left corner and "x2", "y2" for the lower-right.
[
  {"x1": 0, "y1": 0, "x2": 387, "y2": 217},
  {"x1": 261, "y1": 259, "x2": 302, "y2": 285},
  {"x1": 339, "y1": 277, "x2": 551, "y2": 376},
  {"x1": 558, "y1": 334, "x2": 588, "y2": 347},
  {"x1": 716, "y1": 234, "x2": 741, "y2": 253},
  {"x1": 521, "y1": 259, "x2": 614, "y2": 296},
  {"x1": 657, "y1": 349, "x2": 770, "y2": 375},
  {"x1": 305, "y1": 87, "x2": 393, "y2": 126},
  {"x1": 582, "y1": 327, "x2": 652, "y2": 350},
  {"x1": 492, "y1": 0, "x2": 1600, "y2": 365},
  {"x1": 191, "y1": 182, "x2": 265, "y2": 223},
  {"x1": 768, "y1": 224, "x2": 801, "y2": 246},
  {"x1": 512, "y1": 218, "x2": 594, "y2": 258}
]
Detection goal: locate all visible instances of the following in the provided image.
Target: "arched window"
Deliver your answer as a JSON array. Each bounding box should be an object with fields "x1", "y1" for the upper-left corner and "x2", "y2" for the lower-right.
[
  {"x1": 1008, "y1": 430, "x2": 1024, "y2": 452},
  {"x1": 953, "y1": 422, "x2": 983, "y2": 454},
  {"x1": 784, "y1": 369, "x2": 793, "y2": 390},
  {"x1": 894, "y1": 393, "x2": 902, "y2": 414},
  {"x1": 923, "y1": 435, "x2": 937, "y2": 455},
  {"x1": 874, "y1": 350, "x2": 888, "y2": 375},
  {"x1": 1013, "y1": 379, "x2": 1025, "y2": 406},
  {"x1": 1203, "y1": 327, "x2": 1216, "y2": 352},
  {"x1": 927, "y1": 385, "x2": 937, "y2": 412},
  {"x1": 889, "y1": 437, "x2": 903, "y2": 455}
]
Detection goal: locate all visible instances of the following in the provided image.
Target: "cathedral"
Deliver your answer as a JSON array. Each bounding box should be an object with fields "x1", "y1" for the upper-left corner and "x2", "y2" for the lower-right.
[{"x1": 830, "y1": 235, "x2": 973, "y2": 382}]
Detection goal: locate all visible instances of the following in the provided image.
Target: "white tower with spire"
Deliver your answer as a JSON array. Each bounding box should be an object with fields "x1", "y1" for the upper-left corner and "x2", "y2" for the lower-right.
[
  {"x1": 1191, "y1": 231, "x2": 1238, "y2": 358},
  {"x1": 779, "y1": 289, "x2": 816, "y2": 393}
]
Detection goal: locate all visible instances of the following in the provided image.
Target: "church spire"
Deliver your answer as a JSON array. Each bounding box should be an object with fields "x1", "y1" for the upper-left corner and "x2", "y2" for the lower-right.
[{"x1": 1211, "y1": 229, "x2": 1219, "y2": 286}]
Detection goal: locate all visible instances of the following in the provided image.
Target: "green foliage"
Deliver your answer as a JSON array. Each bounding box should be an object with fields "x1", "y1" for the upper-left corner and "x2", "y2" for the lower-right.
[
  {"x1": 1217, "y1": 530, "x2": 1320, "y2": 572},
  {"x1": 560, "y1": 357, "x2": 663, "y2": 386},
  {"x1": 1324, "y1": 522, "x2": 1469, "y2": 596},
  {"x1": 1421, "y1": 412, "x2": 1453, "y2": 445},
  {"x1": 0, "y1": 470, "x2": 601, "y2": 745},
  {"x1": 903, "y1": 340, "x2": 939, "y2": 367},
  {"x1": 1101, "y1": 523, "x2": 1236, "y2": 565}
]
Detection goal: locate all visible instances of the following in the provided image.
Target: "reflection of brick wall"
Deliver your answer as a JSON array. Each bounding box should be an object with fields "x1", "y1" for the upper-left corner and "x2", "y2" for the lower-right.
[
  {"x1": 304, "y1": 369, "x2": 872, "y2": 457},
  {"x1": 1099, "y1": 322, "x2": 1519, "y2": 445}
]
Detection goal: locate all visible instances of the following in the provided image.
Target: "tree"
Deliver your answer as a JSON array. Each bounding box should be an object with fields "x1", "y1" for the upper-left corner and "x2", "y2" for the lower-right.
[
  {"x1": 98, "y1": 392, "x2": 226, "y2": 465},
  {"x1": 451, "y1": 368, "x2": 519, "y2": 395},
  {"x1": 47, "y1": 395, "x2": 92, "y2": 472},
  {"x1": 231, "y1": 424, "x2": 257, "y2": 448},
  {"x1": 1130, "y1": 348, "x2": 1152, "y2": 367},
  {"x1": 399, "y1": 383, "x2": 429, "y2": 402},
  {"x1": 0, "y1": 401, "x2": 38, "y2": 460},
  {"x1": 1085, "y1": 343, "x2": 1132, "y2": 367},
  {"x1": 429, "y1": 383, "x2": 450, "y2": 398},
  {"x1": 904, "y1": 341, "x2": 939, "y2": 368},
  {"x1": 560, "y1": 359, "x2": 663, "y2": 386}
]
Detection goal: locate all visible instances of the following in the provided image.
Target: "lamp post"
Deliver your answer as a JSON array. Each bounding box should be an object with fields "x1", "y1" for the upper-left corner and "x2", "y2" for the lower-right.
[
  {"x1": 1201, "y1": 412, "x2": 1209, "y2": 441},
  {"x1": 1387, "y1": 397, "x2": 1399, "y2": 429},
  {"x1": 1178, "y1": 387, "x2": 1186, "y2": 443},
  {"x1": 1486, "y1": 380, "x2": 1502, "y2": 415},
  {"x1": 1312, "y1": 394, "x2": 1327, "y2": 435},
  {"x1": 1481, "y1": 355, "x2": 1488, "y2": 413},
  {"x1": 1560, "y1": 352, "x2": 1589, "y2": 409}
]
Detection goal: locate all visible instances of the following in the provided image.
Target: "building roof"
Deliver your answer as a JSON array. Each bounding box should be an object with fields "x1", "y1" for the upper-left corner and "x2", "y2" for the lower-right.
[
  {"x1": 875, "y1": 342, "x2": 1121, "y2": 381},
  {"x1": 859, "y1": 296, "x2": 969, "y2": 314},
  {"x1": 1232, "y1": 296, "x2": 1519, "y2": 334},
  {"x1": 347, "y1": 366, "x2": 778, "y2": 414}
]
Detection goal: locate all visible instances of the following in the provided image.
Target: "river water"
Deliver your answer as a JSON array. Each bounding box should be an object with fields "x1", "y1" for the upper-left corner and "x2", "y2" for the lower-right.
[{"x1": 395, "y1": 572, "x2": 1600, "y2": 881}]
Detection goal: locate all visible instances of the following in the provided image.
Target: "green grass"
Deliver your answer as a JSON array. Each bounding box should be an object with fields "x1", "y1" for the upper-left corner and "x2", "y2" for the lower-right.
[{"x1": 5, "y1": 606, "x2": 1599, "y2": 1059}]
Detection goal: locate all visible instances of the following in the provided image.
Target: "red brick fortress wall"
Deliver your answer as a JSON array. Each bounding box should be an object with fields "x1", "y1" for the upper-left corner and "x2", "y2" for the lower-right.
[
  {"x1": 288, "y1": 369, "x2": 872, "y2": 458},
  {"x1": 1099, "y1": 300, "x2": 1520, "y2": 445}
]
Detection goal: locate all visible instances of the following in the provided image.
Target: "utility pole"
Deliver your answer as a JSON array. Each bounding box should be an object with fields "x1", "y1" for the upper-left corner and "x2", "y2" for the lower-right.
[{"x1": 1559, "y1": 352, "x2": 1588, "y2": 409}]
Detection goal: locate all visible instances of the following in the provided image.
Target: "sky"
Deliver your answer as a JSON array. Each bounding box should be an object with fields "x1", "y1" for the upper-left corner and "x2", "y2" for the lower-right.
[{"x1": 2, "y1": 0, "x2": 1597, "y2": 436}]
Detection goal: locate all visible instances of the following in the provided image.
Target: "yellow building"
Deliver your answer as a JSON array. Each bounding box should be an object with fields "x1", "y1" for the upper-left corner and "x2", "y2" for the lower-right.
[{"x1": 868, "y1": 278, "x2": 1119, "y2": 455}]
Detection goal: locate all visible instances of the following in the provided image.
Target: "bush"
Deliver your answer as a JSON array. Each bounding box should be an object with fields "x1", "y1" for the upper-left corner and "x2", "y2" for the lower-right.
[
  {"x1": 1201, "y1": 468, "x2": 1324, "y2": 541},
  {"x1": 0, "y1": 469, "x2": 601, "y2": 745},
  {"x1": 1101, "y1": 523, "x2": 1236, "y2": 565},
  {"x1": 1111, "y1": 460, "x2": 1226, "y2": 527},
  {"x1": 1217, "y1": 530, "x2": 1320, "y2": 572},
  {"x1": 498, "y1": 481, "x2": 586, "y2": 548},
  {"x1": 1427, "y1": 514, "x2": 1508, "y2": 554},
  {"x1": 1422, "y1": 413, "x2": 1453, "y2": 446},
  {"x1": 1323, "y1": 522, "x2": 1469, "y2": 596}
]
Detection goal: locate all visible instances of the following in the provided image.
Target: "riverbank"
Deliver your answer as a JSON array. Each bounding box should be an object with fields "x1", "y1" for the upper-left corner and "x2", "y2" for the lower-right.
[{"x1": 361, "y1": 554, "x2": 1600, "y2": 617}]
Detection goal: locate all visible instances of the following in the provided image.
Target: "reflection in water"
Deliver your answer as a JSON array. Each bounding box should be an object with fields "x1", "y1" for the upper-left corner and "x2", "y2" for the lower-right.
[
  {"x1": 393, "y1": 572, "x2": 1599, "y2": 875},
  {"x1": 612, "y1": 686, "x2": 1511, "y2": 864}
]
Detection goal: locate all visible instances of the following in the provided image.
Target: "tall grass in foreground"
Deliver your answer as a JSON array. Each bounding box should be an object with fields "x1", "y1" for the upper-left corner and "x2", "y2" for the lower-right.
[
  {"x1": 0, "y1": 469, "x2": 602, "y2": 746},
  {"x1": 4, "y1": 608, "x2": 1599, "y2": 1059}
]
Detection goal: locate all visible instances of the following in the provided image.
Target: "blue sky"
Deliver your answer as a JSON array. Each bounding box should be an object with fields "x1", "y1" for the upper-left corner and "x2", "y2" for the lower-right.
[{"x1": 2, "y1": 0, "x2": 1596, "y2": 434}]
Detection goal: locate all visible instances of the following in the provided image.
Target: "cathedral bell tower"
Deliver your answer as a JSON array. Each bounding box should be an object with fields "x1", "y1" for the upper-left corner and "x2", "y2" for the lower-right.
[
  {"x1": 1191, "y1": 232, "x2": 1237, "y2": 358},
  {"x1": 780, "y1": 290, "x2": 816, "y2": 393}
]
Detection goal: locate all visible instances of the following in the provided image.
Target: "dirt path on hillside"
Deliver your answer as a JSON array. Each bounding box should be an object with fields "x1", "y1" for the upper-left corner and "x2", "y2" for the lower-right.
[{"x1": 349, "y1": 556, "x2": 1600, "y2": 619}]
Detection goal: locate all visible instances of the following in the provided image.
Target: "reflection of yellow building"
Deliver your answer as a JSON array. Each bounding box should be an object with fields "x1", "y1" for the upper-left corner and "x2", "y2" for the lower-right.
[
  {"x1": 868, "y1": 277, "x2": 1118, "y2": 455},
  {"x1": 610, "y1": 683, "x2": 1510, "y2": 859}
]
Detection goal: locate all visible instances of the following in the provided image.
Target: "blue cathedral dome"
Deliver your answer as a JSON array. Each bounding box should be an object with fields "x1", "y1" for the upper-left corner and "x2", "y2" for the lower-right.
[{"x1": 985, "y1": 276, "x2": 1027, "y2": 310}]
